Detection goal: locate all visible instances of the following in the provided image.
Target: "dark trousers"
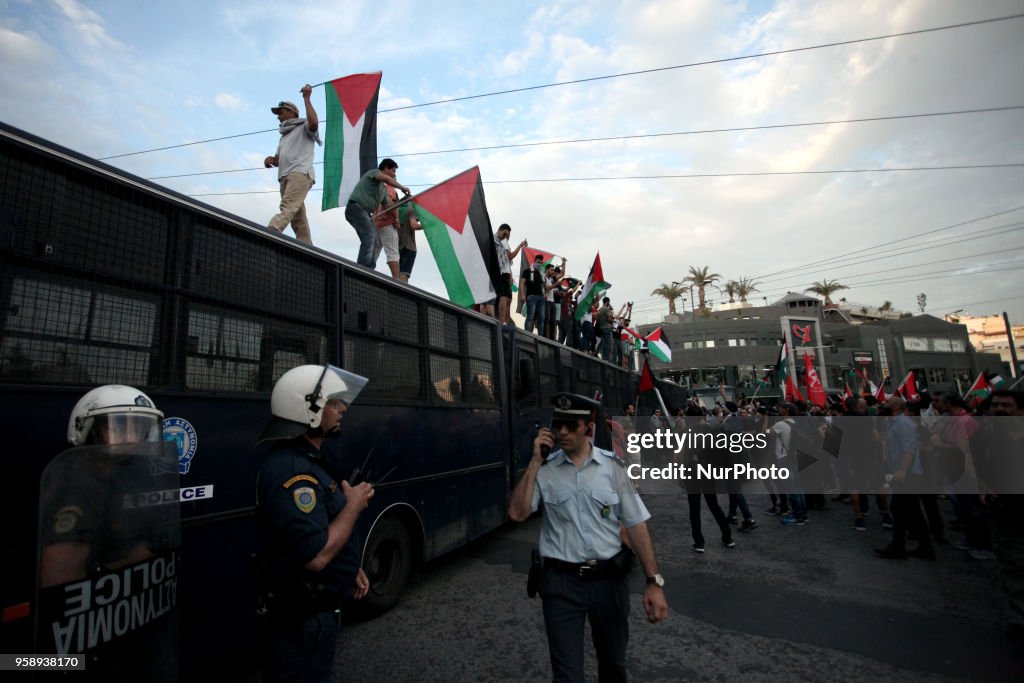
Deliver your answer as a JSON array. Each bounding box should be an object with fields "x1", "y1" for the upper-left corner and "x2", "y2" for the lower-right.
[
  {"x1": 727, "y1": 493, "x2": 752, "y2": 520},
  {"x1": 890, "y1": 479, "x2": 932, "y2": 552},
  {"x1": 266, "y1": 610, "x2": 339, "y2": 683},
  {"x1": 540, "y1": 568, "x2": 629, "y2": 682},
  {"x1": 687, "y1": 493, "x2": 732, "y2": 547}
]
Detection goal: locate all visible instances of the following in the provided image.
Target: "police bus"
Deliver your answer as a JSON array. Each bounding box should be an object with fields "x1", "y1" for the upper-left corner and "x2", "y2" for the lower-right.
[{"x1": 0, "y1": 122, "x2": 637, "y2": 678}]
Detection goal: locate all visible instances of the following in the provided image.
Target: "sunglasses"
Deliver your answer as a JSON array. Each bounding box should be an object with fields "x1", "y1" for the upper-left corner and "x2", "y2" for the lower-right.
[{"x1": 551, "y1": 418, "x2": 584, "y2": 432}]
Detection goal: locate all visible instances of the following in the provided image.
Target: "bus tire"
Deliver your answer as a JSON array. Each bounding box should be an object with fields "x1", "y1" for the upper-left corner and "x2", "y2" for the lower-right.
[{"x1": 360, "y1": 516, "x2": 412, "y2": 616}]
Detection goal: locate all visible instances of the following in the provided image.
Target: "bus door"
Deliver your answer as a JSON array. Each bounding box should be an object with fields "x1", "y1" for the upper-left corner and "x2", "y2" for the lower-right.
[{"x1": 36, "y1": 442, "x2": 181, "y2": 682}]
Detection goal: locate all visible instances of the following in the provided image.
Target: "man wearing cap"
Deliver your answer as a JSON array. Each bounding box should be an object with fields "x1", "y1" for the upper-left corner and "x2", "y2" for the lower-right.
[
  {"x1": 264, "y1": 85, "x2": 321, "y2": 244},
  {"x1": 346, "y1": 159, "x2": 410, "y2": 269},
  {"x1": 509, "y1": 392, "x2": 669, "y2": 682}
]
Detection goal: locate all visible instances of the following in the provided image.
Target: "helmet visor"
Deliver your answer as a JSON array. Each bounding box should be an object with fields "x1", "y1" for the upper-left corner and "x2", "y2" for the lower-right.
[
  {"x1": 318, "y1": 365, "x2": 369, "y2": 406},
  {"x1": 90, "y1": 414, "x2": 163, "y2": 445}
]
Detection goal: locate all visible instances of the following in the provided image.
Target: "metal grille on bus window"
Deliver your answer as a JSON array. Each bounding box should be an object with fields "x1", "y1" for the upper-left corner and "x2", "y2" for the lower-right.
[
  {"x1": 386, "y1": 292, "x2": 420, "y2": 345},
  {"x1": 342, "y1": 273, "x2": 395, "y2": 336},
  {"x1": 0, "y1": 273, "x2": 157, "y2": 386},
  {"x1": 3, "y1": 151, "x2": 170, "y2": 285},
  {"x1": 427, "y1": 307, "x2": 460, "y2": 353},
  {"x1": 191, "y1": 222, "x2": 325, "y2": 322},
  {"x1": 344, "y1": 336, "x2": 424, "y2": 402},
  {"x1": 185, "y1": 307, "x2": 262, "y2": 392},
  {"x1": 266, "y1": 324, "x2": 328, "y2": 389},
  {"x1": 467, "y1": 359, "x2": 497, "y2": 404},
  {"x1": 429, "y1": 354, "x2": 463, "y2": 404},
  {"x1": 466, "y1": 320, "x2": 494, "y2": 361}
]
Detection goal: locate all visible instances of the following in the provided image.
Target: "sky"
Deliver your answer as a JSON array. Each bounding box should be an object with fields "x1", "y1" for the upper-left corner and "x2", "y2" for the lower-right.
[{"x1": 2, "y1": 0, "x2": 1023, "y2": 326}]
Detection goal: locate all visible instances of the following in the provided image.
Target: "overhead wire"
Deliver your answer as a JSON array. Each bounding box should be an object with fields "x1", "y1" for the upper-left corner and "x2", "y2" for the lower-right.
[
  {"x1": 97, "y1": 13, "x2": 1024, "y2": 161},
  {"x1": 146, "y1": 106, "x2": 1024, "y2": 181}
]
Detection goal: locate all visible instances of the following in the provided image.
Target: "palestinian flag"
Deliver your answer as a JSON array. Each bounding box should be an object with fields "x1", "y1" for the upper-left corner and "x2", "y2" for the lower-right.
[
  {"x1": 874, "y1": 379, "x2": 887, "y2": 402},
  {"x1": 646, "y1": 327, "x2": 672, "y2": 363},
  {"x1": 637, "y1": 359, "x2": 657, "y2": 397},
  {"x1": 778, "y1": 341, "x2": 804, "y2": 402},
  {"x1": 412, "y1": 167, "x2": 501, "y2": 308},
  {"x1": 519, "y1": 247, "x2": 558, "y2": 275},
  {"x1": 575, "y1": 253, "x2": 610, "y2": 321},
  {"x1": 965, "y1": 372, "x2": 993, "y2": 406},
  {"x1": 322, "y1": 72, "x2": 381, "y2": 211}
]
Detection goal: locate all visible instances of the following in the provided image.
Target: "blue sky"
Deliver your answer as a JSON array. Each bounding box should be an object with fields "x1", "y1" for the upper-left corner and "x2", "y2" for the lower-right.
[{"x1": 2, "y1": 0, "x2": 1023, "y2": 324}]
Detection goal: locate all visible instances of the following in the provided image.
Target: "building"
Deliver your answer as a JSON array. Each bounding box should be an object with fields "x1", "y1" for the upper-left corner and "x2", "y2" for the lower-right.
[
  {"x1": 639, "y1": 293, "x2": 1006, "y2": 400},
  {"x1": 953, "y1": 313, "x2": 1024, "y2": 374}
]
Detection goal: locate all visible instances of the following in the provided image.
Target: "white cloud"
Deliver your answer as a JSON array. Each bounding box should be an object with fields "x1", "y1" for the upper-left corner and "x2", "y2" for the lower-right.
[{"x1": 214, "y1": 93, "x2": 246, "y2": 110}]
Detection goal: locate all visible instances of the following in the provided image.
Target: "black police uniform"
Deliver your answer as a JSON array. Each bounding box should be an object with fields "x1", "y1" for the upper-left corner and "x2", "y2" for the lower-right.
[{"x1": 257, "y1": 437, "x2": 361, "y2": 683}]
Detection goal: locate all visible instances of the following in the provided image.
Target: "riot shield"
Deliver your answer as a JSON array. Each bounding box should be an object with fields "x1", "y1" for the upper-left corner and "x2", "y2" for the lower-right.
[{"x1": 35, "y1": 442, "x2": 181, "y2": 682}]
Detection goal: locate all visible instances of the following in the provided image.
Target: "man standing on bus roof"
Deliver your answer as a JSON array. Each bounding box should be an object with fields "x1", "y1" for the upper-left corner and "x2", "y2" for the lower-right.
[
  {"x1": 509, "y1": 393, "x2": 669, "y2": 682},
  {"x1": 346, "y1": 159, "x2": 411, "y2": 269},
  {"x1": 256, "y1": 364, "x2": 374, "y2": 683},
  {"x1": 265, "y1": 85, "x2": 321, "y2": 245}
]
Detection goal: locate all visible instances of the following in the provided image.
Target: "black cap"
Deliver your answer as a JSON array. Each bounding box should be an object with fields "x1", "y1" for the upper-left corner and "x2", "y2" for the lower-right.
[{"x1": 551, "y1": 393, "x2": 600, "y2": 420}]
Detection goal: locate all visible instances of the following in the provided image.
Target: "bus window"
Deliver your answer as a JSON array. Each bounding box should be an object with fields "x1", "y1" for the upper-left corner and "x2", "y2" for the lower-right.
[
  {"x1": 430, "y1": 354, "x2": 462, "y2": 403},
  {"x1": 1, "y1": 275, "x2": 157, "y2": 386},
  {"x1": 186, "y1": 308, "x2": 262, "y2": 392},
  {"x1": 344, "y1": 336, "x2": 424, "y2": 403}
]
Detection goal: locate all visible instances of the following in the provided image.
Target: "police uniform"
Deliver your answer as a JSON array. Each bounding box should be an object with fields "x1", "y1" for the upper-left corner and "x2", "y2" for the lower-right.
[
  {"x1": 530, "y1": 394, "x2": 650, "y2": 683},
  {"x1": 257, "y1": 437, "x2": 361, "y2": 683}
]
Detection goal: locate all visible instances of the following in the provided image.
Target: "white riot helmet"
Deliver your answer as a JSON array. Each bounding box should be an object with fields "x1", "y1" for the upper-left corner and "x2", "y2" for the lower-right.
[
  {"x1": 258, "y1": 364, "x2": 368, "y2": 444},
  {"x1": 67, "y1": 385, "x2": 164, "y2": 446}
]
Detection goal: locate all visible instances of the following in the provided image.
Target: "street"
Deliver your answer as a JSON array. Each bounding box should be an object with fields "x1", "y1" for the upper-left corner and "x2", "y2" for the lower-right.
[{"x1": 335, "y1": 480, "x2": 1021, "y2": 682}]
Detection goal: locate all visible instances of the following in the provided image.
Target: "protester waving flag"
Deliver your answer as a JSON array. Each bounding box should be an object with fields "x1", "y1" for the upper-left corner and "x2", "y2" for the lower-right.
[
  {"x1": 321, "y1": 72, "x2": 381, "y2": 211},
  {"x1": 895, "y1": 371, "x2": 920, "y2": 401},
  {"x1": 412, "y1": 167, "x2": 502, "y2": 308},
  {"x1": 575, "y1": 253, "x2": 610, "y2": 321}
]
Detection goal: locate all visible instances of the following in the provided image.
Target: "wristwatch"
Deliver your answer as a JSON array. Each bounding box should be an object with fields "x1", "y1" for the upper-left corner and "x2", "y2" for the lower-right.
[{"x1": 646, "y1": 573, "x2": 665, "y2": 587}]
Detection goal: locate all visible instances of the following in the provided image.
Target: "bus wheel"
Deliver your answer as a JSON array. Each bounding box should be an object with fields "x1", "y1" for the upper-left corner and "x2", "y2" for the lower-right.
[{"x1": 361, "y1": 516, "x2": 412, "y2": 615}]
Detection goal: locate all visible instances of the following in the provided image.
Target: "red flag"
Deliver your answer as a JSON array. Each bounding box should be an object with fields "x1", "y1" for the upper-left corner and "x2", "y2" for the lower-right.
[
  {"x1": 874, "y1": 381, "x2": 887, "y2": 402},
  {"x1": 895, "y1": 371, "x2": 919, "y2": 401},
  {"x1": 803, "y1": 353, "x2": 828, "y2": 407},
  {"x1": 785, "y1": 374, "x2": 805, "y2": 402}
]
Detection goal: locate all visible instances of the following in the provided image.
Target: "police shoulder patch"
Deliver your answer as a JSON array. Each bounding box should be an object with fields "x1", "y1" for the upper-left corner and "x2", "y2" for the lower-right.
[{"x1": 293, "y1": 487, "x2": 316, "y2": 514}]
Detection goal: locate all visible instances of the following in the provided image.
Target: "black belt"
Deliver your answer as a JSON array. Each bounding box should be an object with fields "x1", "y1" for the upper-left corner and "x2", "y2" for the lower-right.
[{"x1": 544, "y1": 556, "x2": 618, "y2": 579}]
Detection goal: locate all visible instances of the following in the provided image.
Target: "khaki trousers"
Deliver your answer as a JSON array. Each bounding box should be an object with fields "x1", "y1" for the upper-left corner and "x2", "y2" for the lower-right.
[{"x1": 269, "y1": 173, "x2": 314, "y2": 244}]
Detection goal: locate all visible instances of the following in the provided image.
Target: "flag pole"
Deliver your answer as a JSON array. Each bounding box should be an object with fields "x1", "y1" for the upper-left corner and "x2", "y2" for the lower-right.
[{"x1": 1008, "y1": 375, "x2": 1024, "y2": 391}]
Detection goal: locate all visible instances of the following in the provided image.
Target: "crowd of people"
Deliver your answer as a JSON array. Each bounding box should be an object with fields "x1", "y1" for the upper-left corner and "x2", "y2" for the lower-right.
[{"x1": 612, "y1": 385, "x2": 1024, "y2": 646}]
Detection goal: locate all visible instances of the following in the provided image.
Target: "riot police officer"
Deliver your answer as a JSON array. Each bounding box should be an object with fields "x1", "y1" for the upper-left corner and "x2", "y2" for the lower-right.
[
  {"x1": 509, "y1": 393, "x2": 669, "y2": 682},
  {"x1": 256, "y1": 364, "x2": 374, "y2": 683},
  {"x1": 41, "y1": 384, "x2": 167, "y2": 587},
  {"x1": 37, "y1": 385, "x2": 180, "y2": 682}
]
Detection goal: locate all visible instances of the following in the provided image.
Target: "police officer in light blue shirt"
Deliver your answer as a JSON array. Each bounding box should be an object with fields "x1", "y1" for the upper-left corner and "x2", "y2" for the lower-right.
[{"x1": 509, "y1": 393, "x2": 669, "y2": 682}]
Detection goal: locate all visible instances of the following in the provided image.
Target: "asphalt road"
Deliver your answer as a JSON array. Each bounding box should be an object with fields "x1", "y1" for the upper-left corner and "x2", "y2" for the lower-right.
[{"x1": 334, "y1": 481, "x2": 1022, "y2": 682}]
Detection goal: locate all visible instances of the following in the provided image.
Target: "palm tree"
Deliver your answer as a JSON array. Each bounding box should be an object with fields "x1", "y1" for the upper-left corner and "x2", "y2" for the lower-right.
[
  {"x1": 722, "y1": 280, "x2": 738, "y2": 303},
  {"x1": 879, "y1": 301, "x2": 893, "y2": 317},
  {"x1": 683, "y1": 266, "x2": 721, "y2": 312},
  {"x1": 650, "y1": 282, "x2": 685, "y2": 315},
  {"x1": 805, "y1": 279, "x2": 848, "y2": 306},
  {"x1": 735, "y1": 277, "x2": 759, "y2": 303}
]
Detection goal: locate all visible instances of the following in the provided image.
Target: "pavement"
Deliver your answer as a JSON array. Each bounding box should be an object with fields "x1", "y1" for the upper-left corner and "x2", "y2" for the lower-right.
[{"x1": 332, "y1": 481, "x2": 1022, "y2": 682}]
